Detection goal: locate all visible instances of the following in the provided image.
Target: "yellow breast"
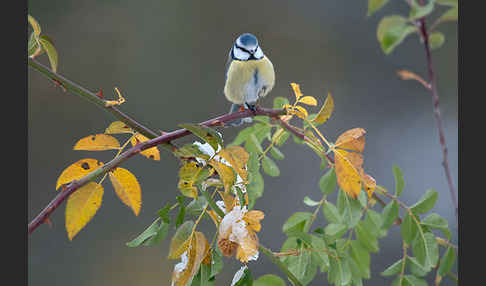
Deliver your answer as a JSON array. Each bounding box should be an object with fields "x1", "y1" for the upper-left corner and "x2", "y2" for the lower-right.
[{"x1": 224, "y1": 56, "x2": 275, "y2": 105}]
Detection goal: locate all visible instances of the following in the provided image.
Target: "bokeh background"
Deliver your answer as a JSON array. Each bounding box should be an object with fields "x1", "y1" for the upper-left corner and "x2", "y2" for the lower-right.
[{"x1": 28, "y1": 0, "x2": 458, "y2": 285}]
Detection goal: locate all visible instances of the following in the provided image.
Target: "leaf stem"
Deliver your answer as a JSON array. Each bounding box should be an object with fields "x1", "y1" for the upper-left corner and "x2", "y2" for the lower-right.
[{"x1": 258, "y1": 244, "x2": 303, "y2": 286}]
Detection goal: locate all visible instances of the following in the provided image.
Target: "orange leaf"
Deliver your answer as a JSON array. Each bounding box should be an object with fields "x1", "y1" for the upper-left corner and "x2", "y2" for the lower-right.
[
  {"x1": 335, "y1": 128, "x2": 366, "y2": 153},
  {"x1": 290, "y1": 82, "x2": 303, "y2": 100},
  {"x1": 218, "y1": 146, "x2": 249, "y2": 181},
  {"x1": 299, "y1": 96, "x2": 318, "y2": 106},
  {"x1": 396, "y1": 70, "x2": 431, "y2": 89},
  {"x1": 312, "y1": 93, "x2": 334, "y2": 125},
  {"x1": 65, "y1": 182, "x2": 103, "y2": 240},
  {"x1": 73, "y1": 134, "x2": 120, "y2": 151},
  {"x1": 109, "y1": 167, "x2": 142, "y2": 216},
  {"x1": 105, "y1": 121, "x2": 134, "y2": 134},
  {"x1": 131, "y1": 133, "x2": 160, "y2": 161},
  {"x1": 56, "y1": 159, "x2": 104, "y2": 190}
]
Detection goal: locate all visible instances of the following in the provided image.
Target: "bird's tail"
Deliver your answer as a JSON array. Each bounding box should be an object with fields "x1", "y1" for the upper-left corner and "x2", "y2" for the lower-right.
[{"x1": 227, "y1": 104, "x2": 252, "y2": 127}]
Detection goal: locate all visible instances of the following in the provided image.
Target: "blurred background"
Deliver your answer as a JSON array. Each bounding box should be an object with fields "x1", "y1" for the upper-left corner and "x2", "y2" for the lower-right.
[{"x1": 28, "y1": 0, "x2": 457, "y2": 285}]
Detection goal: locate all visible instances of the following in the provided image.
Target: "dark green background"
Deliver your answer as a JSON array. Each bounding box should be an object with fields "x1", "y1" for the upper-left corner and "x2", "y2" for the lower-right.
[{"x1": 28, "y1": 1, "x2": 457, "y2": 285}]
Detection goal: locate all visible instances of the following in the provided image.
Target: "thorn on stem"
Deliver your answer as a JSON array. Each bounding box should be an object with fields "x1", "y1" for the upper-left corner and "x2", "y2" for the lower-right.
[
  {"x1": 96, "y1": 88, "x2": 104, "y2": 99},
  {"x1": 53, "y1": 79, "x2": 67, "y2": 92}
]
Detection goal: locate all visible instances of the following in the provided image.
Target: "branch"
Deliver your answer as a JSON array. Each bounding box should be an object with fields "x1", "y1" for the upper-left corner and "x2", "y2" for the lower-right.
[
  {"x1": 416, "y1": 0, "x2": 458, "y2": 225},
  {"x1": 28, "y1": 106, "x2": 286, "y2": 235}
]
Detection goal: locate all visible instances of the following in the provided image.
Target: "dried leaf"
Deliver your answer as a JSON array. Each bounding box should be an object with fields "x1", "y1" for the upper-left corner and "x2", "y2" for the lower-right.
[
  {"x1": 312, "y1": 93, "x2": 334, "y2": 125},
  {"x1": 335, "y1": 128, "x2": 366, "y2": 152},
  {"x1": 56, "y1": 158, "x2": 104, "y2": 190},
  {"x1": 290, "y1": 82, "x2": 303, "y2": 100},
  {"x1": 131, "y1": 133, "x2": 160, "y2": 161},
  {"x1": 397, "y1": 70, "x2": 430, "y2": 89},
  {"x1": 65, "y1": 182, "x2": 103, "y2": 240},
  {"x1": 109, "y1": 167, "x2": 142, "y2": 215},
  {"x1": 334, "y1": 149, "x2": 364, "y2": 198},
  {"x1": 209, "y1": 159, "x2": 236, "y2": 194},
  {"x1": 299, "y1": 96, "x2": 318, "y2": 106},
  {"x1": 218, "y1": 146, "x2": 250, "y2": 181},
  {"x1": 73, "y1": 134, "x2": 120, "y2": 151},
  {"x1": 105, "y1": 121, "x2": 134, "y2": 134},
  {"x1": 172, "y1": 232, "x2": 209, "y2": 286}
]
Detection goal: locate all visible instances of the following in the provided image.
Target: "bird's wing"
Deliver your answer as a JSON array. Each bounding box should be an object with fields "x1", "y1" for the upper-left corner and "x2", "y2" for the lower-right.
[{"x1": 224, "y1": 46, "x2": 233, "y2": 83}]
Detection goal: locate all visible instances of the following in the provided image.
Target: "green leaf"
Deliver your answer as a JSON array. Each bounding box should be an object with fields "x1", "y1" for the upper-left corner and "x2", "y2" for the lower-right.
[
  {"x1": 328, "y1": 255, "x2": 352, "y2": 286},
  {"x1": 437, "y1": 247, "x2": 456, "y2": 276},
  {"x1": 270, "y1": 146, "x2": 285, "y2": 160},
  {"x1": 319, "y1": 167, "x2": 337, "y2": 195},
  {"x1": 377, "y1": 15, "x2": 417, "y2": 54},
  {"x1": 363, "y1": 210, "x2": 387, "y2": 238},
  {"x1": 303, "y1": 196, "x2": 321, "y2": 207},
  {"x1": 175, "y1": 204, "x2": 186, "y2": 228},
  {"x1": 39, "y1": 35, "x2": 59, "y2": 73},
  {"x1": 210, "y1": 248, "x2": 223, "y2": 278},
  {"x1": 253, "y1": 115, "x2": 269, "y2": 124},
  {"x1": 401, "y1": 213, "x2": 418, "y2": 244},
  {"x1": 412, "y1": 232, "x2": 439, "y2": 269},
  {"x1": 157, "y1": 203, "x2": 172, "y2": 224},
  {"x1": 381, "y1": 258, "x2": 403, "y2": 277},
  {"x1": 174, "y1": 143, "x2": 211, "y2": 160},
  {"x1": 232, "y1": 267, "x2": 253, "y2": 286},
  {"x1": 409, "y1": 0, "x2": 436, "y2": 20},
  {"x1": 410, "y1": 189, "x2": 438, "y2": 214},
  {"x1": 179, "y1": 124, "x2": 223, "y2": 152},
  {"x1": 407, "y1": 256, "x2": 429, "y2": 277},
  {"x1": 324, "y1": 223, "x2": 347, "y2": 238},
  {"x1": 322, "y1": 200, "x2": 343, "y2": 224},
  {"x1": 254, "y1": 274, "x2": 286, "y2": 286},
  {"x1": 126, "y1": 218, "x2": 169, "y2": 247},
  {"x1": 28, "y1": 14, "x2": 41, "y2": 36},
  {"x1": 403, "y1": 275, "x2": 428, "y2": 286},
  {"x1": 341, "y1": 192, "x2": 363, "y2": 229},
  {"x1": 186, "y1": 197, "x2": 208, "y2": 215},
  {"x1": 436, "y1": 0, "x2": 457, "y2": 6},
  {"x1": 245, "y1": 133, "x2": 263, "y2": 154},
  {"x1": 168, "y1": 220, "x2": 194, "y2": 259},
  {"x1": 350, "y1": 240, "x2": 371, "y2": 279},
  {"x1": 262, "y1": 155, "x2": 280, "y2": 177},
  {"x1": 420, "y1": 213, "x2": 450, "y2": 239},
  {"x1": 275, "y1": 131, "x2": 290, "y2": 147},
  {"x1": 273, "y1": 96, "x2": 290, "y2": 109},
  {"x1": 392, "y1": 165, "x2": 405, "y2": 196},
  {"x1": 282, "y1": 212, "x2": 312, "y2": 235},
  {"x1": 247, "y1": 171, "x2": 264, "y2": 209},
  {"x1": 310, "y1": 235, "x2": 330, "y2": 271},
  {"x1": 381, "y1": 201, "x2": 399, "y2": 229},
  {"x1": 230, "y1": 126, "x2": 254, "y2": 146},
  {"x1": 235, "y1": 186, "x2": 246, "y2": 206},
  {"x1": 429, "y1": 32, "x2": 445, "y2": 50},
  {"x1": 437, "y1": 7, "x2": 458, "y2": 23},
  {"x1": 287, "y1": 247, "x2": 318, "y2": 285},
  {"x1": 191, "y1": 263, "x2": 213, "y2": 286},
  {"x1": 28, "y1": 32, "x2": 40, "y2": 57},
  {"x1": 367, "y1": 0, "x2": 390, "y2": 17},
  {"x1": 356, "y1": 222, "x2": 379, "y2": 253}
]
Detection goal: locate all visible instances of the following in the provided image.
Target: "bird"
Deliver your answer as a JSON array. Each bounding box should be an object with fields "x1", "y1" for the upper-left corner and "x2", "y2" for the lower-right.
[{"x1": 223, "y1": 33, "x2": 275, "y2": 126}]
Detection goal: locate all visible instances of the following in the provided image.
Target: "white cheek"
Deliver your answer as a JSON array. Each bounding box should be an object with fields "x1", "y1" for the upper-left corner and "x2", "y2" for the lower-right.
[
  {"x1": 254, "y1": 47, "x2": 264, "y2": 59},
  {"x1": 233, "y1": 47, "x2": 250, "y2": 60}
]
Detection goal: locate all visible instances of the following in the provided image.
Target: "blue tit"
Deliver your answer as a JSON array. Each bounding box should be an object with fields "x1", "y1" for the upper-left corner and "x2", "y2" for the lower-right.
[{"x1": 224, "y1": 33, "x2": 275, "y2": 126}]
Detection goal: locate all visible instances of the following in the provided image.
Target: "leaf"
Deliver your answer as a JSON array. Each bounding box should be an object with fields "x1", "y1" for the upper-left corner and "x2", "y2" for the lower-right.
[
  {"x1": 176, "y1": 204, "x2": 186, "y2": 228},
  {"x1": 356, "y1": 222, "x2": 379, "y2": 252},
  {"x1": 412, "y1": 232, "x2": 439, "y2": 269},
  {"x1": 328, "y1": 255, "x2": 351, "y2": 286},
  {"x1": 282, "y1": 212, "x2": 312, "y2": 235},
  {"x1": 429, "y1": 32, "x2": 445, "y2": 50},
  {"x1": 436, "y1": 0, "x2": 457, "y2": 6},
  {"x1": 437, "y1": 7, "x2": 457, "y2": 23},
  {"x1": 437, "y1": 247, "x2": 456, "y2": 276},
  {"x1": 39, "y1": 35, "x2": 58, "y2": 73},
  {"x1": 254, "y1": 274, "x2": 286, "y2": 286},
  {"x1": 290, "y1": 82, "x2": 303, "y2": 100},
  {"x1": 173, "y1": 231, "x2": 210, "y2": 286},
  {"x1": 218, "y1": 146, "x2": 250, "y2": 181},
  {"x1": 303, "y1": 196, "x2": 320, "y2": 207},
  {"x1": 270, "y1": 146, "x2": 285, "y2": 160},
  {"x1": 131, "y1": 133, "x2": 160, "y2": 160},
  {"x1": 262, "y1": 155, "x2": 280, "y2": 177},
  {"x1": 381, "y1": 201, "x2": 399, "y2": 229},
  {"x1": 158, "y1": 203, "x2": 172, "y2": 223},
  {"x1": 381, "y1": 258, "x2": 403, "y2": 276},
  {"x1": 363, "y1": 210, "x2": 387, "y2": 238},
  {"x1": 28, "y1": 14, "x2": 41, "y2": 36},
  {"x1": 350, "y1": 240, "x2": 371, "y2": 279},
  {"x1": 367, "y1": 0, "x2": 390, "y2": 17},
  {"x1": 401, "y1": 213, "x2": 418, "y2": 244},
  {"x1": 392, "y1": 165, "x2": 405, "y2": 196},
  {"x1": 109, "y1": 167, "x2": 142, "y2": 215},
  {"x1": 179, "y1": 123, "x2": 223, "y2": 152},
  {"x1": 407, "y1": 256, "x2": 429, "y2": 277},
  {"x1": 73, "y1": 134, "x2": 120, "y2": 151},
  {"x1": 245, "y1": 133, "x2": 264, "y2": 154},
  {"x1": 168, "y1": 220, "x2": 194, "y2": 259},
  {"x1": 409, "y1": 0, "x2": 436, "y2": 20},
  {"x1": 377, "y1": 15, "x2": 417, "y2": 54},
  {"x1": 231, "y1": 267, "x2": 253, "y2": 286},
  {"x1": 319, "y1": 167, "x2": 337, "y2": 195},
  {"x1": 396, "y1": 70, "x2": 430, "y2": 89},
  {"x1": 208, "y1": 159, "x2": 236, "y2": 194},
  {"x1": 28, "y1": 32, "x2": 40, "y2": 57},
  {"x1": 410, "y1": 189, "x2": 438, "y2": 214},
  {"x1": 210, "y1": 248, "x2": 223, "y2": 278},
  {"x1": 247, "y1": 171, "x2": 264, "y2": 209},
  {"x1": 178, "y1": 161, "x2": 205, "y2": 198},
  {"x1": 403, "y1": 275, "x2": 428, "y2": 286},
  {"x1": 299, "y1": 96, "x2": 318, "y2": 106},
  {"x1": 230, "y1": 126, "x2": 254, "y2": 146},
  {"x1": 310, "y1": 235, "x2": 330, "y2": 271},
  {"x1": 341, "y1": 192, "x2": 364, "y2": 228},
  {"x1": 126, "y1": 218, "x2": 169, "y2": 247},
  {"x1": 311, "y1": 93, "x2": 334, "y2": 125},
  {"x1": 65, "y1": 182, "x2": 103, "y2": 240},
  {"x1": 56, "y1": 158, "x2": 104, "y2": 190},
  {"x1": 273, "y1": 96, "x2": 290, "y2": 109},
  {"x1": 292, "y1": 105, "x2": 309, "y2": 119},
  {"x1": 324, "y1": 223, "x2": 347, "y2": 238},
  {"x1": 186, "y1": 197, "x2": 208, "y2": 215},
  {"x1": 420, "y1": 213, "x2": 450, "y2": 238},
  {"x1": 105, "y1": 121, "x2": 133, "y2": 134},
  {"x1": 322, "y1": 200, "x2": 342, "y2": 224}
]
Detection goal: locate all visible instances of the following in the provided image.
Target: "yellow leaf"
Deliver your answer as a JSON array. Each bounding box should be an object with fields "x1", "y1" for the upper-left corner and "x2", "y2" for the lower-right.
[
  {"x1": 292, "y1": 105, "x2": 308, "y2": 119},
  {"x1": 172, "y1": 232, "x2": 209, "y2": 286},
  {"x1": 334, "y1": 149, "x2": 363, "y2": 198},
  {"x1": 335, "y1": 128, "x2": 366, "y2": 153},
  {"x1": 28, "y1": 15, "x2": 41, "y2": 36},
  {"x1": 299, "y1": 96, "x2": 318, "y2": 106},
  {"x1": 312, "y1": 93, "x2": 334, "y2": 125},
  {"x1": 290, "y1": 82, "x2": 303, "y2": 100},
  {"x1": 209, "y1": 160, "x2": 236, "y2": 194},
  {"x1": 65, "y1": 182, "x2": 103, "y2": 240},
  {"x1": 243, "y1": 210, "x2": 265, "y2": 232},
  {"x1": 105, "y1": 121, "x2": 134, "y2": 134},
  {"x1": 73, "y1": 134, "x2": 120, "y2": 151},
  {"x1": 109, "y1": 167, "x2": 142, "y2": 216},
  {"x1": 178, "y1": 161, "x2": 204, "y2": 198},
  {"x1": 218, "y1": 146, "x2": 249, "y2": 181},
  {"x1": 56, "y1": 159, "x2": 104, "y2": 190},
  {"x1": 218, "y1": 190, "x2": 236, "y2": 213},
  {"x1": 363, "y1": 173, "x2": 376, "y2": 198},
  {"x1": 131, "y1": 133, "x2": 160, "y2": 161}
]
